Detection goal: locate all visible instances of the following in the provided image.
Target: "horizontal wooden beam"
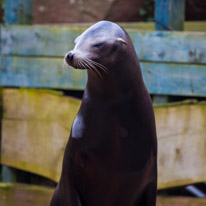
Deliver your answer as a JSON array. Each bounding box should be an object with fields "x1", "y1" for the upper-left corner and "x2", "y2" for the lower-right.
[
  {"x1": 1, "y1": 183, "x2": 206, "y2": 206},
  {"x1": 0, "y1": 56, "x2": 206, "y2": 96},
  {"x1": 1, "y1": 25, "x2": 206, "y2": 64},
  {"x1": 1, "y1": 89, "x2": 206, "y2": 189}
]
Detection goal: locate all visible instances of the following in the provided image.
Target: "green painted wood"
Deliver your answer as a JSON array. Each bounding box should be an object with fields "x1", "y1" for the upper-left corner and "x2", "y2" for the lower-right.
[
  {"x1": 1, "y1": 25, "x2": 206, "y2": 64},
  {"x1": 0, "y1": 56, "x2": 206, "y2": 96},
  {"x1": 4, "y1": 0, "x2": 33, "y2": 24},
  {"x1": 155, "y1": 0, "x2": 185, "y2": 31}
]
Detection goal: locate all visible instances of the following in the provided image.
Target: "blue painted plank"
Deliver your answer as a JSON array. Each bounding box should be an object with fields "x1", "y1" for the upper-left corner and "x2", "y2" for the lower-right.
[
  {"x1": 0, "y1": 56, "x2": 87, "y2": 90},
  {"x1": 1, "y1": 25, "x2": 206, "y2": 64},
  {"x1": 155, "y1": 0, "x2": 185, "y2": 31},
  {"x1": 4, "y1": 0, "x2": 32, "y2": 24},
  {"x1": 0, "y1": 56, "x2": 206, "y2": 96},
  {"x1": 141, "y1": 62, "x2": 206, "y2": 96},
  {"x1": 130, "y1": 31, "x2": 206, "y2": 64}
]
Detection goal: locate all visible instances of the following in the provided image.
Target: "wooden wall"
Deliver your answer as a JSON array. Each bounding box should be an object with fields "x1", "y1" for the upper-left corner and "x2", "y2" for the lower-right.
[
  {"x1": 0, "y1": 25, "x2": 206, "y2": 96},
  {"x1": 1, "y1": 0, "x2": 206, "y2": 204},
  {"x1": 1, "y1": 89, "x2": 206, "y2": 189}
]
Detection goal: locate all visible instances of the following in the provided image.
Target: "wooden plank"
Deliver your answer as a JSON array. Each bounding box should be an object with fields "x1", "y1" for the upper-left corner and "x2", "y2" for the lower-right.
[
  {"x1": 155, "y1": 0, "x2": 185, "y2": 31},
  {"x1": 122, "y1": 21, "x2": 206, "y2": 32},
  {"x1": 0, "y1": 183, "x2": 206, "y2": 206},
  {"x1": 0, "y1": 183, "x2": 54, "y2": 206},
  {"x1": 4, "y1": 0, "x2": 33, "y2": 24},
  {"x1": 1, "y1": 89, "x2": 81, "y2": 181},
  {"x1": 157, "y1": 196, "x2": 206, "y2": 206},
  {"x1": 0, "y1": 56, "x2": 87, "y2": 90},
  {"x1": 0, "y1": 56, "x2": 206, "y2": 96},
  {"x1": 141, "y1": 62, "x2": 206, "y2": 97},
  {"x1": 184, "y1": 21, "x2": 206, "y2": 32},
  {"x1": 130, "y1": 31, "x2": 206, "y2": 64},
  {"x1": 1, "y1": 89, "x2": 206, "y2": 189},
  {"x1": 156, "y1": 101, "x2": 206, "y2": 189},
  {"x1": 1, "y1": 25, "x2": 206, "y2": 64}
]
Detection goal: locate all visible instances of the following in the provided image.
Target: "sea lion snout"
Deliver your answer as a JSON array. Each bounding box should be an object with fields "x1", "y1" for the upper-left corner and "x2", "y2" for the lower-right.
[{"x1": 66, "y1": 51, "x2": 74, "y2": 63}]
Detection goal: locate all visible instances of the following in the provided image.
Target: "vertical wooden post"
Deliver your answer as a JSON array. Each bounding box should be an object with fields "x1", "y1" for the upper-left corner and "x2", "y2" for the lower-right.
[
  {"x1": 1, "y1": 0, "x2": 33, "y2": 182},
  {"x1": 155, "y1": 0, "x2": 185, "y2": 31},
  {"x1": 4, "y1": 0, "x2": 33, "y2": 24},
  {"x1": 153, "y1": 0, "x2": 185, "y2": 104}
]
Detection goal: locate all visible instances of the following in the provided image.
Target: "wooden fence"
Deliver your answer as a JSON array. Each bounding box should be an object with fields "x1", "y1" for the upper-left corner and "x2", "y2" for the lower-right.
[{"x1": 0, "y1": 0, "x2": 206, "y2": 205}]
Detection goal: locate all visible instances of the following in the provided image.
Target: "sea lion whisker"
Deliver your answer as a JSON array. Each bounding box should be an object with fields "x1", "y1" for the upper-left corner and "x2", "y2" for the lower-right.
[
  {"x1": 92, "y1": 67, "x2": 104, "y2": 79},
  {"x1": 85, "y1": 58, "x2": 108, "y2": 71},
  {"x1": 77, "y1": 60, "x2": 82, "y2": 69},
  {"x1": 77, "y1": 58, "x2": 84, "y2": 69},
  {"x1": 84, "y1": 59, "x2": 97, "y2": 70},
  {"x1": 85, "y1": 58, "x2": 109, "y2": 74},
  {"x1": 81, "y1": 59, "x2": 90, "y2": 70},
  {"x1": 83, "y1": 59, "x2": 103, "y2": 79},
  {"x1": 79, "y1": 59, "x2": 88, "y2": 70}
]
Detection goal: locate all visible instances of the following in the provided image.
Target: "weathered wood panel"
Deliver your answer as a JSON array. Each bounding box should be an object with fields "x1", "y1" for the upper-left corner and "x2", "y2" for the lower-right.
[
  {"x1": 0, "y1": 183, "x2": 54, "y2": 206},
  {"x1": 156, "y1": 196, "x2": 206, "y2": 206},
  {"x1": 0, "y1": 56, "x2": 206, "y2": 96},
  {"x1": 1, "y1": 89, "x2": 206, "y2": 189},
  {"x1": 0, "y1": 183, "x2": 206, "y2": 206},
  {"x1": 156, "y1": 102, "x2": 206, "y2": 189},
  {"x1": 0, "y1": 56, "x2": 87, "y2": 90},
  {"x1": 1, "y1": 89, "x2": 81, "y2": 181},
  {"x1": 1, "y1": 25, "x2": 206, "y2": 64},
  {"x1": 1, "y1": 183, "x2": 206, "y2": 206}
]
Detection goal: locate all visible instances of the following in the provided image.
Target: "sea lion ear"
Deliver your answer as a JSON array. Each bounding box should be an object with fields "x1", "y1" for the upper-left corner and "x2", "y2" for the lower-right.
[{"x1": 117, "y1": 38, "x2": 127, "y2": 46}]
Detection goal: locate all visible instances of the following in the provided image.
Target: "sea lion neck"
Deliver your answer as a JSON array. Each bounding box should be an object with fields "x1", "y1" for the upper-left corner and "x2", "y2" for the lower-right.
[{"x1": 85, "y1": 60, "x2": 144, "y2": 101}]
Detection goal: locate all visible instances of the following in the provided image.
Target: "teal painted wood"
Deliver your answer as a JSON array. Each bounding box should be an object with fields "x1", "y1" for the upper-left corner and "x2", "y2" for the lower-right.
[
  {"x1": 142, "y1": 62, "x2": 206, "y2": 96},
  {"x1": 1, "y1": 25, "x2": 206, "y2": 64},
  {"x1": 0, "y1": 56, "x2": 206, "y2": 96},
  {"x1": 1, "y1": 25, "x2": 83, "y2": 57},
  {"x1": 155, "y1": 0, "x2": 185, "y2": 31},
  {"x1": 1, "y1": 166, "x2": 16, "y2": 182},
  {"x1": 4, "y1": 0, "x2": 33, "y2": 24},
  {"x1": 0, "y1": 56, "x2": 87, "y2": 90}
]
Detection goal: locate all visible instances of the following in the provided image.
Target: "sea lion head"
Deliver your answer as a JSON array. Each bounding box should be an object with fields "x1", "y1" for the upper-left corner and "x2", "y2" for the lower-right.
[{"x1": 65, "y1": 21, "x2": 133, "y2": 79}]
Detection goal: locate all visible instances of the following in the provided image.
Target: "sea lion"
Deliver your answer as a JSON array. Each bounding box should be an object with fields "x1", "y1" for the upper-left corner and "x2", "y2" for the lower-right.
[{"x1": 51, "y1": 21, "x2": 157, "y2": 206}]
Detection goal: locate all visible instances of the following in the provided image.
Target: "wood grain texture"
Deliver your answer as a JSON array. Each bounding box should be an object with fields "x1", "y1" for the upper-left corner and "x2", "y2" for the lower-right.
[
  {"x1": 0, "y1": 183, "x2": 206, "y2": 206},
  {"x1": 0, "y1": 183, "x2": 54, "y2": 206},
  {"x1": 1, "y1": 89, "x2": 206, "y2": 189},
  {"x1": 1, "y1": 89, "x2": 81, "y2": 181},
  {"x1": 1, "y1": 56, "x2": 205, "y2": 96},
  {"x1": 156, "y1": 102, "x2": 206, "y2": 189},
  {"x1": 1, "y1": 25, "x2": 206, "y2": 64}
]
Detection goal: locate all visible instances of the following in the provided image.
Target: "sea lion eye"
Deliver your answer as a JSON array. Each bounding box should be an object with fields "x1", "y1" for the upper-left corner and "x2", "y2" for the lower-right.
[{"x1": 93, "y1": 42, "x2": 104, "y2": 49}]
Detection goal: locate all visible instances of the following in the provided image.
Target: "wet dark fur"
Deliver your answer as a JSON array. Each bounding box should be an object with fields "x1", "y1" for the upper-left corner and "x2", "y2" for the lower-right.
[{"x1": 51, "y1": 21, "x2": 157, "y2": 206}]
